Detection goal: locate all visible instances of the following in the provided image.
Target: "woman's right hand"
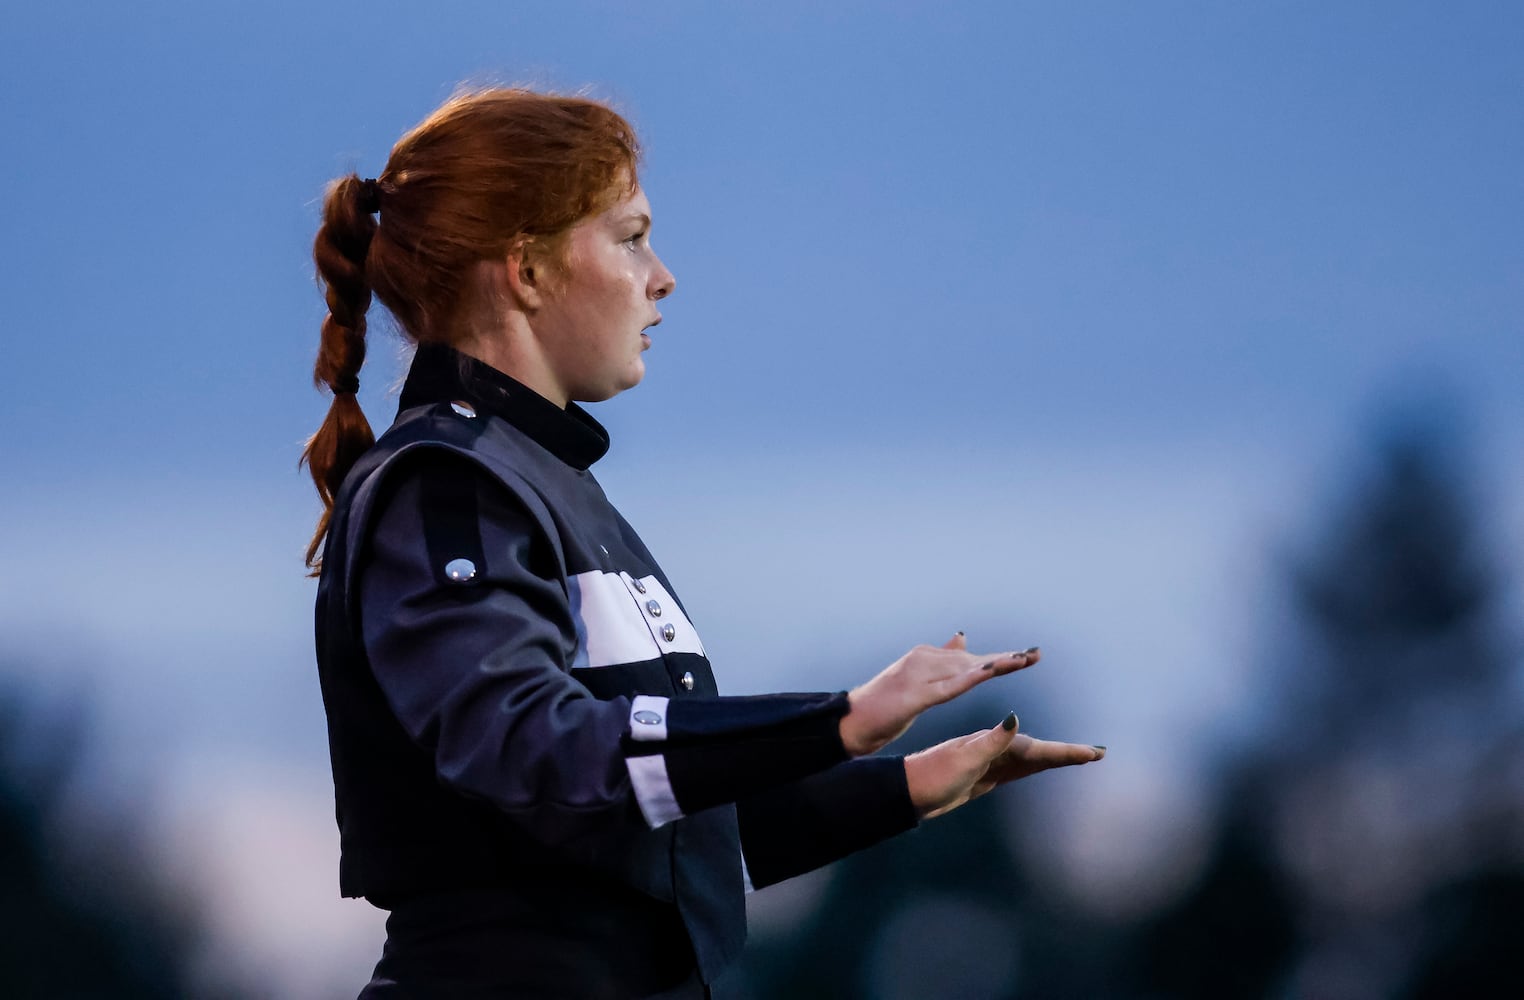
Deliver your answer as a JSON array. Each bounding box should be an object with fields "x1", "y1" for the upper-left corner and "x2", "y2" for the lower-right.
[
  {"x1": 839, "y1": 633, "x2": 1040, "y2": 757},
  {"x1": 904, "y1": 714, "x2": 1104, "y2": 819}
]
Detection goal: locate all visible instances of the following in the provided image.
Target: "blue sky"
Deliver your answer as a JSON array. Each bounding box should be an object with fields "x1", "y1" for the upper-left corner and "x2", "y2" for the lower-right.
[{"x1": 2, "y1": 2, "x2": 1521, "y2": 993}]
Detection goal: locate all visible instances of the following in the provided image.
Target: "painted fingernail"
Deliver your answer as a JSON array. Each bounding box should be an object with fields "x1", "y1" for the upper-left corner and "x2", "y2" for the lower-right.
[
  {"x1": 981, "y1": 661, "x2": 995, "y2": 671},
  {"x1": 1002, "y1": 712, "x2": 1017, "y2": 732},
  {"x1": 1091, "y1": 745, "x2": 1107, "y2": 758},
  {"x1": 1022, "y1": 646, "x2": 1040, "y2": 655},
  {"x1": 955, "y1": 630, "x2": 965, "y2": 636}
]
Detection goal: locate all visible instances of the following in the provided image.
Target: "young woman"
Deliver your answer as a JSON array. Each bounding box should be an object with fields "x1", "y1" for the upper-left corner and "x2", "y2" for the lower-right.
[{"x1": 304, "y1": 88, "x2": 1103, "y2": 999}]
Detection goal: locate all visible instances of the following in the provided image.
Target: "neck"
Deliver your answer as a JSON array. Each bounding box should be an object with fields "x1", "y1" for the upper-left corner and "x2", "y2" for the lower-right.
[{"x1": 454, "y1": 311, "x2": 569, "y2": 409}]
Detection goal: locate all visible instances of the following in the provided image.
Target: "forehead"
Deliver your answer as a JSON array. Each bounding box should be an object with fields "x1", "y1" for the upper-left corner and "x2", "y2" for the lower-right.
[{"x1": 594, "y1": 185, "x2": 651, "y2": 226}]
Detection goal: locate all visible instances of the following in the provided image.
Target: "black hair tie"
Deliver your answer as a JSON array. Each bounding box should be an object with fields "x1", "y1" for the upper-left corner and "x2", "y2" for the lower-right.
[
  {"x1": 333, "y1": 373, "x2": 361, "y2": 395},
  {"x1": 357, "y1": 177, "x2": 382, "y2": 215}
]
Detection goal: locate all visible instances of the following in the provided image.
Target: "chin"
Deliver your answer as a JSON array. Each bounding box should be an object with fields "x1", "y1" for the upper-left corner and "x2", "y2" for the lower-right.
[{"x1": 578, "y1": 368, "x2": 645, "y2": 404}]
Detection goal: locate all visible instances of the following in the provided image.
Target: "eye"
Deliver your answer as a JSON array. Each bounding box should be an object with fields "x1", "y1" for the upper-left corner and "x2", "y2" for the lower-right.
[{"x1": 624, "y1": 230, "x2": 648, "y2": 249}]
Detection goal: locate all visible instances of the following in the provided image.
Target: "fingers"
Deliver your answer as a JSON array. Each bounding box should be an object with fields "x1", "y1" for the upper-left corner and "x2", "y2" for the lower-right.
[
  {"x1": 937, "y1": 633, "x2": 1039, "y2": 675},
  {"x1": 923, "y1": 642, "x2": 1042, "y2": 709},
  {"x1": 1005, "y1": 737, "x2": 1103, "y2": 768},
  {"x1": 976, "y1": 646, "x2": 1041, "y2": 677},
  {"x1": 1034, "y1": 739, "x2": 1105, "y2": 766},
  {"x1": 968, "y1": 724, "x2": 1108, "y2": 788},
  {"x1": 946, "y1": 646, "x2": 1039, "y2": 697}
]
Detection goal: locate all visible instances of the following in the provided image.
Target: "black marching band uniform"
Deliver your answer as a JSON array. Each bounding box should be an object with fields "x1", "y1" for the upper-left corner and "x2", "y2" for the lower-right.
[{"x1": 316, "y1": 344, "x2": 920, "y2": 998}]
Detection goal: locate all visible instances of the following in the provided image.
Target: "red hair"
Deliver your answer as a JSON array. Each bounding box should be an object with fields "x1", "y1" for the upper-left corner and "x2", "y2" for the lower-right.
[{"x1": 301, "y1": 88, "x2": 641, "y2": 571}]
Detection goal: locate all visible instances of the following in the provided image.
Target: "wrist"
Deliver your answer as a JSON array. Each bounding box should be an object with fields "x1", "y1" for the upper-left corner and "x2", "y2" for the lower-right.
[
  {"x1": 839, "y1": 689, "x2": 866, "y2": 757},
  {"x1": 902, "y1": 752, "x2": 934, "y2": 819}
]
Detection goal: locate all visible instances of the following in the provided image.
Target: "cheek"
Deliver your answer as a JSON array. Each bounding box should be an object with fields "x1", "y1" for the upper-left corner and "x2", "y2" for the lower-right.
[{"x1": 599, "y1": 269, "x2": 641, "y2": 305}]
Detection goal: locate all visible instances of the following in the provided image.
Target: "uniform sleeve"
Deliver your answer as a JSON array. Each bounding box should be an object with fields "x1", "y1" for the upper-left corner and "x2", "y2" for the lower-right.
[
  {"x1": 735, "y1": 757, "x2": 921, "y2": 891},
  {"x1": 356, "y1": 452, "x2": 851, "y2": 846}
]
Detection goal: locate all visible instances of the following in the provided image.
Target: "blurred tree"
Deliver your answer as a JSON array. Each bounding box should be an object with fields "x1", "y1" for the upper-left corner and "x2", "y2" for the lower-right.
[
  {"x1": 1405, "y1": 869, "x2": 1524, "y2": 999},
  {"x1": 1269, "y1": 428, "x2": 1522, "y2": 996},
  {"x1": 1125, "y1": 784, "x2": 1296, "y2": 999},
  {"x1": 0, "y1": 685, "x2": 233, "y2": 999},
  {"x1": 1129, "y1": 423, "x2": 1523, "y2": 998}
]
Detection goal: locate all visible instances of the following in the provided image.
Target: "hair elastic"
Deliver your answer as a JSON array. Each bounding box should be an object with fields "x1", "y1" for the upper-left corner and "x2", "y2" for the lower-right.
[
  {"x1": 357, "y1": 178, "x2": 382, "y2": 215},
  {"x1": 333, "y1": 374, "x2": 361, "y2": 395}
]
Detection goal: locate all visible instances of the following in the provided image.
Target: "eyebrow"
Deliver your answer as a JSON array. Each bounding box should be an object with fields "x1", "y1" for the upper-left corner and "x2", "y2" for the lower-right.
[{"x1": 615, "y1": 212, "x2": 651, "y2": 229}]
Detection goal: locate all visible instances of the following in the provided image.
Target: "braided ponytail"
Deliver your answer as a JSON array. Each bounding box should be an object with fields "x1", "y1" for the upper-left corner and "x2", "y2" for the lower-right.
[{"x1": 301, "y1": 173, "x2": 380, "y2": 572}]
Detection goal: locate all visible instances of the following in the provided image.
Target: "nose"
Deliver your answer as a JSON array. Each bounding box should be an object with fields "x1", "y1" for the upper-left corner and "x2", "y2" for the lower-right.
[{"x1": 651, "y1": 256, "x2": 676, "y2": 301}]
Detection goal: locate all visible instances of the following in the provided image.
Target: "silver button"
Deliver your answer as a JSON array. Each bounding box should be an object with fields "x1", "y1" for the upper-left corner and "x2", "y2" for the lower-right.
[
  {"x1": 633, "y1": 710, "x2": 663, "y2": 726},
  {"x1": 681, "y1": 671, "x2": 695, "y2": 690},
  {"x1": 449, "y1": 400, "x2": 477, "y2": 418},
  {"x1": 661, "y1": 623, "x2": 676, "y2": 642},
  {"x1": 632, "y1": 578, "x2": 647, "y2": 594},
  {"x1": 646, "y1": 600, "x2": 662, "y2": 617},
  {"x1": 443, "y1": 558, "x2": 477, "y2": 583}
]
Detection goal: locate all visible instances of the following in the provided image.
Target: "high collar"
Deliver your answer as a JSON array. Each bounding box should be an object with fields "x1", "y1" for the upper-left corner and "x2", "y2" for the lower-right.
[{"x1": 397, "y1": 342, "x2": 611, "y2": 470}]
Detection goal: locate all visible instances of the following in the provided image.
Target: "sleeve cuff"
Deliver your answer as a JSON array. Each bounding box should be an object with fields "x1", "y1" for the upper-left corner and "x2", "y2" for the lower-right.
[
  {"x1": 736, "y1": 755, "x2": 920, "y2": 889},
  {"x1": 623, "y1": 691, "x2": 851, "y2": 826},
  {"x1": 628, "y1": 695, "x2": 670, "y2": 742}
]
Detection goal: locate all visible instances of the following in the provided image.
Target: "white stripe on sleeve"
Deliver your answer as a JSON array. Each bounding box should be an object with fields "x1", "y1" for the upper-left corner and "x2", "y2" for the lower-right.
[{"x1": 626, "y1": 753, "x2": 684, "y2": 828}]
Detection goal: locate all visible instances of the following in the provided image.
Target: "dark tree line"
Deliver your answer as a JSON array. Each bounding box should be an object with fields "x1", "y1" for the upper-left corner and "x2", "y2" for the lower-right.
[{"x1": 0, "y1": 689, "x2": 236, "y2": 998}]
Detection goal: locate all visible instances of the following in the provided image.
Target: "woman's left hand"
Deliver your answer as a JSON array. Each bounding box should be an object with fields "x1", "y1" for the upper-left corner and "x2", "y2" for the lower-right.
[
  {"x1": 840, "y1": 633, "x2": 1040, "y2": 757},
  {"x1": 903, "y1": 714, "x2": 1105, "y2": 820}
]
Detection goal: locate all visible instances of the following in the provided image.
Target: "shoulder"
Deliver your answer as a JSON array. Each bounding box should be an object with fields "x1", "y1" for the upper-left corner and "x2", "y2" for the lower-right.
[
  {"x1": 330, "y1": 403, "x2": 566, "y2": 602},
  {"x1": 345, "y1": 402, "x2": 547, "y2": 526}
]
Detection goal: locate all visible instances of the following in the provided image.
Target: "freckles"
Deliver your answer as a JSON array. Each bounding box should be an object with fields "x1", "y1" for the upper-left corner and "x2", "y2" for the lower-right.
[{"x1": 611, "y1": 265, "x2": 641, "y2": 292}]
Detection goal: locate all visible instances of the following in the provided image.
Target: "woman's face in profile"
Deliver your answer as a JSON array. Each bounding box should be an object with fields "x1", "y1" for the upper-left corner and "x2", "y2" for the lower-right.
[{"x1": 533, "y1": 185, "x2": 677, "y2": 404}]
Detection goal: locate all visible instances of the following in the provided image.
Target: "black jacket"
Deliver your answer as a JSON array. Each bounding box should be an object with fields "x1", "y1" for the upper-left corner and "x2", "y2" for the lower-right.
[{"x1": 315, "y1": 344, "x2": 918, "y2": 995}]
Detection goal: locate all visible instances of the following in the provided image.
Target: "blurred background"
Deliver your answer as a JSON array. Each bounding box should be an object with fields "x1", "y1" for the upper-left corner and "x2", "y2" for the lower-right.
[{"x1": 2, "y1": 1, "x2": 1521, "y2": 996}]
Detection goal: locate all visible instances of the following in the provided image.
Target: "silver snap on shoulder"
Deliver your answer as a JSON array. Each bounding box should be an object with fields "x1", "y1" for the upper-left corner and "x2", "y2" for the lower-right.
[
  {"x1": 633, "y1": 710, "x2": 664, "y2": 726},
  {"x1": 681, "y1": 671, "x2": 695, "y2": 690},
  {"x1": 632, "y1": 578, "x2": 647, "y2": 594},
  {"x1": 449, "y1": 400, "x2": 477, "y2": 418},
  {"x1": 646, "y1": 600, "x2": 663, "y2": 617},
  {"x1": 661, "y1": 623, "x2": 677, "y2": 642},
  {"x1": 444, "y1": 558, "x2": 477, "y2": 583}
]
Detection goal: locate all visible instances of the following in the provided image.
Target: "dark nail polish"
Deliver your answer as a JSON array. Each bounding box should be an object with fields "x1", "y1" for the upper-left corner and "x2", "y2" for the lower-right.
[
  {"x1": 1022, "y1": 646, "x2": 1040, "y2": 655},
  {"x1": 956, "y1": 630, "x2": 965, "y2": 636},
  {"x1": 1002, "y1": 712, "x2": 1017, "y2": 732},
  {"x1": 981, "y1": 661, "x2": 995, "y2": 671}
]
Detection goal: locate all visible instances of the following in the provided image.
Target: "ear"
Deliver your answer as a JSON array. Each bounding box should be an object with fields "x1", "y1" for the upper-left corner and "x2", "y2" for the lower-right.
[{"x1": 504, "y1": 239, "x2": 547, "y2": 311}]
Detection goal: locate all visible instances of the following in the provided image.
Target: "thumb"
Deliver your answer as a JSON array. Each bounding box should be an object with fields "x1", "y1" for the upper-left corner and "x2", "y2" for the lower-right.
[
  {"x1": 943, "y1": 630, "x2": 967, "y2": 651},
  {"x1": 981, "y1": 711, "x2": 1020, "y2": 758}
]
